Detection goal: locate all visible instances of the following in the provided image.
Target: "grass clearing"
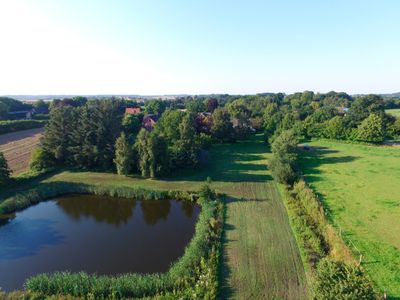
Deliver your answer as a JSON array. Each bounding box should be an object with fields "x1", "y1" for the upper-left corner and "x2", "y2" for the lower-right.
[
  {"x1": 0, "y1": 135, "x2": 308, "y2": 299},
  {"x1": 299, "y1": 140, "x2": 400, "y2": 298},
  {"x1": 0, "y1": 128, "x2": 43, "y2": 175}
]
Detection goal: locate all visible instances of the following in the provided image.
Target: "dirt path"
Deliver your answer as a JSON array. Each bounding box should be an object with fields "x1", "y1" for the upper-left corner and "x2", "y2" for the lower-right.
[{"x1": 0, "y1": 127, "x2": 44, "y2": 175}]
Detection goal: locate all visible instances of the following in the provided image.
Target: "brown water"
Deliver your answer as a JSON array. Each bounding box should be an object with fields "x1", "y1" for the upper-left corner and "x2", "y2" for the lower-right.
[{"x1": 0, "y1": 195, "x2": 200, "y2": 292}]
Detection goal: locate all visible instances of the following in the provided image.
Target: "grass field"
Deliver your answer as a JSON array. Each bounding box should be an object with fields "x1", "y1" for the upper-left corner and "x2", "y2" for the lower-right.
[
  {"x1": 1, "y1": 135, "x2": 309, "y2": 299},
  {"x1": 299, "y1": 140, "x2": 400, "y2": 298},
  {"x1": 0, "y1": 128, "x2": 43, "y2": 175},
  {"x1": 386, "y1": 108, "x2": 400, "y2": 118}
]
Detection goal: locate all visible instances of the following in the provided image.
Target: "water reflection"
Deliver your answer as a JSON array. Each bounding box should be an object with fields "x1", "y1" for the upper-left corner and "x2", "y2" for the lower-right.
[
  {"x1": 56, "y1": 195, "x2": 136, "y2": 227},
  {"x1": 0, "y1": 218, "x2": 64, "y2": 260},
  {"x1": 140, "y1": 200, "x2": 171, "y2": 225},
  {"x1": 0, "y1": 195, "x2": 200, "y2": 292},
  {"x1": 0, "y1": 213, "x2": 15, "y2": 226},
  {"x1": 181, "y1": 201, "x2": 194, "y2": 218}
]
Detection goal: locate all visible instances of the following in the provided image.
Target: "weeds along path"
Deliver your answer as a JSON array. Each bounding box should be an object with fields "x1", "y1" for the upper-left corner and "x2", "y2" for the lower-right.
[{"x1": 1, "y1": 134, "x2": 308, "y2": 299}]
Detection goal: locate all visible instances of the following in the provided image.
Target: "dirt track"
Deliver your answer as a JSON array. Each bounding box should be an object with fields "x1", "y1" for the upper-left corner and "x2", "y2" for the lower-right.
[{"x1": 0, "y1": 127, "x2": 44, "y2": 175}]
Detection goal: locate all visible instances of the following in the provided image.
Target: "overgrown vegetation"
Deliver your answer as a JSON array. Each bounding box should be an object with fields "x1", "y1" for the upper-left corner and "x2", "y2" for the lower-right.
[
  {"x1": 270, "y1": 130, "x2": 377, "y2": 299},
  {"x1": 269, "y1": 130, "x2": 299, "y2": 185}
]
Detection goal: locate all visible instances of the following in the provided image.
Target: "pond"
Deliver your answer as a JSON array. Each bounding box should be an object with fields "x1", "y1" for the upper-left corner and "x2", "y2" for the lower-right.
[{"x1": 0, "y1": 194, "x2": 200, "y2": 292}]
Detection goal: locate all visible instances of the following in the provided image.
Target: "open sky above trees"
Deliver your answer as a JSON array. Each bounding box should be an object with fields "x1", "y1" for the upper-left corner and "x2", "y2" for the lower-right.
[{"x1": 0, "y1": 0, "x2": 399, "y2": 95}]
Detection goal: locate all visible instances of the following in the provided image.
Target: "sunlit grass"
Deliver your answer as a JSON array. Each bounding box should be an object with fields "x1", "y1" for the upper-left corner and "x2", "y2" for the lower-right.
[{"x1": 299, "y1": 140, "x2": 400, "y2": 297}]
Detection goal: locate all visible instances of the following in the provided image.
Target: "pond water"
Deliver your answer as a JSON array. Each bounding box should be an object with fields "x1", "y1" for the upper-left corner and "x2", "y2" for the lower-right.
[{"x1": 0, "y1": 194, "x2": 200, "y2": 291}]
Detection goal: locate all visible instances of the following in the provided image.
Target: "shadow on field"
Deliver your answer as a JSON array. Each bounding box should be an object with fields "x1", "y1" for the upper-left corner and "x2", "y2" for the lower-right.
[
  {"x1": 298, "y1": 147, "x2": 360, "y2": 223},
  {"x1": 168, "y1": 135, "x2": 273, "y2": 183},
  {"x1": 218, "y1": 198, "x2": 237, "y2": 299},
  {"x1": 298, "y1": 147, "x2": 359, "y2": 184}
]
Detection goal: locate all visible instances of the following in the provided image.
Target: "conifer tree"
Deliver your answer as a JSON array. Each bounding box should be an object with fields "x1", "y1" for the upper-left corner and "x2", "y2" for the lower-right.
[{"x1": 0, "y1": 152, "x2": 11, "y2": 186}]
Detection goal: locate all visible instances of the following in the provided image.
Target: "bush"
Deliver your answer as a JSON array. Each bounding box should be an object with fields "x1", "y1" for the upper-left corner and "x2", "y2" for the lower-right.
[
  {"x1": 29, "y1": 148, "x2": 55, "y2": 172},
  {"x1": 356, "y1": 113, "x2": 384, "y2": 143},
  {"x1": 314, "y1": 258, "x2": 377, "y2": 299},
  {"x1": 269, "y1": 130, "x2": 299, "y2": 185}
]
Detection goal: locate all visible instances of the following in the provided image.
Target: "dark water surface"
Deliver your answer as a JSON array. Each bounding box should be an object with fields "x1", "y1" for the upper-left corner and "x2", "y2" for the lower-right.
[{"x1": 0, "y1": 195, "x2": 200, "y2": 291}]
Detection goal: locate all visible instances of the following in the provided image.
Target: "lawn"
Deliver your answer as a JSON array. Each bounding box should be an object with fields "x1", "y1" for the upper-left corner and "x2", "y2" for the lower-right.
[
  {"x1": 386, "y1": 108, "x2": 400, "y2": 118},
  {"x1": 299, "y1": 140, "x2": 400, "y2": 298},
  {"x1": 0, "y1": 135, "x2": 309, "y2": 299}
]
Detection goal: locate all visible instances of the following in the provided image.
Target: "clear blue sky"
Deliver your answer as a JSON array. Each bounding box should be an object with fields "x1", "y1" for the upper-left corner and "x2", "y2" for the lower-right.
[{"x1": 0, "y1": 0, "x2": 399, "y2": 95}]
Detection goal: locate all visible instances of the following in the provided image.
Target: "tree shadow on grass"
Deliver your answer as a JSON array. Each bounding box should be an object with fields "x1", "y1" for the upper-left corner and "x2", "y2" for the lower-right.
[
  {"x1": 167, "y1": 136, "x2": 273, "y2": 183},
  {"x1": 298, "y1": 147, "x2": 360, "y2": 184},
  {"x1": 298, "y1": 147, "x2": 360, "y2": 223},
  {"x1": 218, "y1": 198, "x2": 236, "y2": 299}
]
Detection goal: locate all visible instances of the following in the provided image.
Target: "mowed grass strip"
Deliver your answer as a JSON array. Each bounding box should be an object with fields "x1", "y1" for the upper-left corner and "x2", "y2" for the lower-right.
[
  {"x1": 299, "y1": 140, "x2": 400, "y2": 297},
  {"x1": 220, "y1": 182, "x2": 308, "y2": 299},
  {"x1": 1, "y1": 135, "x2": 308, "y2": 299}
]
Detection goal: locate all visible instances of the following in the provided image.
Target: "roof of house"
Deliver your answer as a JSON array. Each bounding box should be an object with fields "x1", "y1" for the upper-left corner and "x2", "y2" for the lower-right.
[{"x1": 143, "y1": 114, "x2": 159, "y2": 122}]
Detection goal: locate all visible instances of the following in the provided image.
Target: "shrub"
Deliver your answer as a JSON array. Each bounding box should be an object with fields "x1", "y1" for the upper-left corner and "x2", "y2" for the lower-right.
[
  {"x1": 269, "y1": 130, "x2": 299, "y2": 185},
  {"x1": 356, "y1": 113, "x2": 384, "y2": 143},
  {"x1": 29, "y1": 147, "x2": 55, "y2": 172},
  {"x1": 314, "y1": 258, "x2": 377, "y2": 299}
]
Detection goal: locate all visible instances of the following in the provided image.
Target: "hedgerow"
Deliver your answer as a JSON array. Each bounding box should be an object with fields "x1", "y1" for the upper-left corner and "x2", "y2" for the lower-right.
[
  {"x1": 0, "y1": 120, "x2": 45, "y2": 135},
  {"x1": 271, "y1": 131, "x2": 378, "y2": 299}
]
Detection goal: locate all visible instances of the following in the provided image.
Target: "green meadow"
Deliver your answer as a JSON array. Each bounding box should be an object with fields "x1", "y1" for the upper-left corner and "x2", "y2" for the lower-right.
[
  {"x1": 0, "y1": 135, "x2": 308, "y2": 299},
  {"x1": 299, "y1": 140, "x2": 400, "y2": 298}
]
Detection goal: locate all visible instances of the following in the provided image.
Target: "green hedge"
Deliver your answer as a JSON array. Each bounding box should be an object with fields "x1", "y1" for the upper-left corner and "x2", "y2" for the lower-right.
[
  {"x1": 0, "y1": 182, "x2": 223, "y2": 299},
  {"x1": 279, "y1": 180, "x2": 377, "y2": 299},
  {"x1": 0, "y1": 120, "x2": 46, "y2": 135}
]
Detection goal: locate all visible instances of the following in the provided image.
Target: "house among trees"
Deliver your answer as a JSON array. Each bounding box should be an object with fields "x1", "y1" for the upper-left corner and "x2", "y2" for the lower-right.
[
  {"x1": 142, "y1": 114, "x2": 159, "y2": 131},
  {"x1": 125, "y1": 107, "x2": 141, "y2": 115},
  {"x1": 195, "y1": 112, "x2": 212, "y2": 133}
]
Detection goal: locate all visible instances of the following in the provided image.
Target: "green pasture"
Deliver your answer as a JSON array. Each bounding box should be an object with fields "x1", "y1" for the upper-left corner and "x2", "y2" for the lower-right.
[{"x1": 299, "y1": 140, "x2": 400, "y2": 298}]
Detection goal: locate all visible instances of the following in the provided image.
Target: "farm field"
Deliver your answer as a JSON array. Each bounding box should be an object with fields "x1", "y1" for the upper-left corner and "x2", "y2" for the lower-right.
[
  {"x1": 298, "y1": 140, "x2": 400, "y2": 298},
  {"x1": 0, "y1": 135, "x2": 309, "y2": 299},
  {"x1": 386, "y1": 108, "x2": 400, "y2": 118},
  {"x1": 0, "y1": 128, "x2": 44, "y2": 175}
]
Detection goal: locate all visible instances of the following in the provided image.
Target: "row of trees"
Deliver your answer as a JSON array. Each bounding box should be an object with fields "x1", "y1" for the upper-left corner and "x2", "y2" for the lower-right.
[
  {"x1": 32, "y1": 100, "x2": 124, "y2": 171},
  {"x1": 114, "y1": 111, "x2": 208, "y2": 177},
  {"x1": 31, "y1": 97, "x2": 251, "y2": 178}
]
